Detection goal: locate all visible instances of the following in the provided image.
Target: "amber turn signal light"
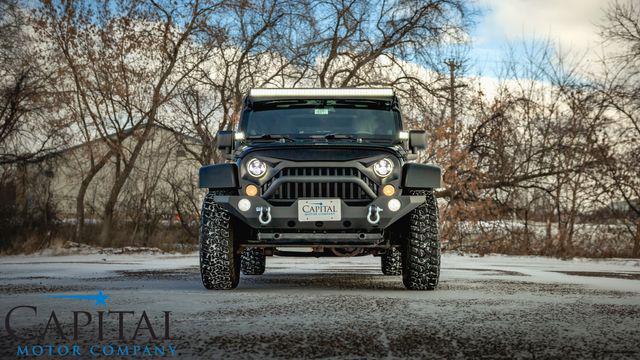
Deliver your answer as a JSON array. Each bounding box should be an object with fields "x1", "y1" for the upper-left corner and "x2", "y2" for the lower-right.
[
  {"x1": 382, "y1": 184, "x2": 395, "y2": 196},
  {"x1": 245, "y1": 184, "x2": 259, "y2": 197}
]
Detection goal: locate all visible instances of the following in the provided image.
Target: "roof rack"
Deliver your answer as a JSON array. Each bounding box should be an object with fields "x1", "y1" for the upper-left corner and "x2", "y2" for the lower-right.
[{"x1": 247, "y1": 88, "x2": 395, "y2": 101}]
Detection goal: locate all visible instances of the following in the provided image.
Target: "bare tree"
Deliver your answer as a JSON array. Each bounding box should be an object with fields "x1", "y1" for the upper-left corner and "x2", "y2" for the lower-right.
[
  {"x1": 38, "y1": 0, "x2": 222, "y2": 243},
  {"x1": 162, "y1": 0, "x2": 315, "y2": 165},
  {"x1": 166, "y1": 82, "x2": 222, "y2": 165},
  {"x1": 310, "y1": 0, "x2": 471, "y2": 89},
  {"x1": 0, "y1": 0, "x2": 63, "y2": 165},
  {"x1": 598, "y1": 0, "x2": 640, "y2": 255},
  {"x1": 430, "y1": 39, "x2": 615, "y2": 255}
]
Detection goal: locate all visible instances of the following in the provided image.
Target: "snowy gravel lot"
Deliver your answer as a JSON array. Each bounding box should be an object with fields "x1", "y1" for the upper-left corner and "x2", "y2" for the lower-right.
[{"x1": 1, "y1": 252, "x2": 640, "y2": 359}]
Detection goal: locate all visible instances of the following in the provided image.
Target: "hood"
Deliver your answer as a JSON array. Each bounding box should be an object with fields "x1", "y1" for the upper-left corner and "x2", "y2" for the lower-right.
[{"x1": 236, "y1": 143, "x2": 405, "y2": 162}]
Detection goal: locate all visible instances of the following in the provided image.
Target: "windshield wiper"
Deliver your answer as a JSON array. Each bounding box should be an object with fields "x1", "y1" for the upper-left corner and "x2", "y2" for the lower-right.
[
  {"x1": 309, "y1": 133, "x2": 360, "y2": 141},
  {"x1": 246, "y1": 134, "x2": 295, "y2": 142}
]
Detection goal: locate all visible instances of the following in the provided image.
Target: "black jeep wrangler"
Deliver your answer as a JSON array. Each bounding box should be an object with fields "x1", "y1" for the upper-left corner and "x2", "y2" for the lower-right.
[{"x1": 198, "y1": 88, "x2": 442, "y2": 290}]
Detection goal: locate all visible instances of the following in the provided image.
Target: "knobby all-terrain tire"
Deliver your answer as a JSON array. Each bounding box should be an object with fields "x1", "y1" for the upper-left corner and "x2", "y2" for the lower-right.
[
  {"x1": 241, "y1": 248, "x2": 266, "y2": 275},
  {"x1": 381, "y1": 247, "x2": 402, "y2": 275},
  {"x1": 402, "y1": 189, "x2": 441, "y2": 290},
  {"x1": 200, "y1": 190, "x2": 240, "y2": 290}
]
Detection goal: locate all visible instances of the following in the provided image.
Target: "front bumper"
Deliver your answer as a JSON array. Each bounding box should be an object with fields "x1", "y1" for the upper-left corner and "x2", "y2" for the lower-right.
[{"x1": 213, "y1": 195, "x2": 425, "y2": 230}]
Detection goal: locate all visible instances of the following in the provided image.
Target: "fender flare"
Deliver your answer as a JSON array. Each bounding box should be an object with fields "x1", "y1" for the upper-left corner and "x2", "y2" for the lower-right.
[
  {"x1": 401, "y1": 163, "x2": 442, "y2": 189},
  {"x1": 198, "y1": 163, "x2": 239, "y2": 189}
]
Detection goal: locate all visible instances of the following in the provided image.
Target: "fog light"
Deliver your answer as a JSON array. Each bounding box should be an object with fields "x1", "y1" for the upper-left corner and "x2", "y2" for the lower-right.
[
  {"x1": 388, "y1": 199, "x2": 401, "y2": 212},
  {"x1": 238, "y1": 199, "x2": 251, "y2": 212},
  {"x1": 382, "y1": 184, "x2": 395, "y2": 196},
  {"x1": 245, "y1": 184, "x2": 259, "y2": 196}
]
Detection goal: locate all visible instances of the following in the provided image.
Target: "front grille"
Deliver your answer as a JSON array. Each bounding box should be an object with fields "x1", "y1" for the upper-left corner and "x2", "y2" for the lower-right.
[{"x1": 262, "y1": 167, "x2": 378, "y2": 206}]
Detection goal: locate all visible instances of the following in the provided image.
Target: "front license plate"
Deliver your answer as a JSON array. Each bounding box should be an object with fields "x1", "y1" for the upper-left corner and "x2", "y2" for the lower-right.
[{"x1": 298, "y1": 199, "x2": 341, "y2": 222}]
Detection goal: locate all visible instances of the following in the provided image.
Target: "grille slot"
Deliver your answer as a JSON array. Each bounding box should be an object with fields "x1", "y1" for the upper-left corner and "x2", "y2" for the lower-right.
[{"x1": 262, "y1": 167, "x2": 378, "y2": 206}]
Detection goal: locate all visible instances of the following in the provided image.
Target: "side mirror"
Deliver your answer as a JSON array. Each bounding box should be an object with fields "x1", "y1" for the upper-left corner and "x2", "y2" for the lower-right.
[
  {"x1": 408, "y1": 130, "x2": 427, "y2": 153},
  {"x1": 216, "y1": 130, "x2": 235, "y2": 151}
]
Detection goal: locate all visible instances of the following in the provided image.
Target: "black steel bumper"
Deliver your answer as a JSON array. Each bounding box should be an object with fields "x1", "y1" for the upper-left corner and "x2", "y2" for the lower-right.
[
  {"x1": 252, "y1": 233, "x2": 386, "y2": 247},
  {"x1": 213, "y1": 195, "x2": 425, "y2": 230}
]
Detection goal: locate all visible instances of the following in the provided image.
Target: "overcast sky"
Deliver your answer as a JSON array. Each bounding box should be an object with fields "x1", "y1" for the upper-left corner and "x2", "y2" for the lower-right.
[{"x1": 469, "y1": 0, "x2": 614, "y2": 77}]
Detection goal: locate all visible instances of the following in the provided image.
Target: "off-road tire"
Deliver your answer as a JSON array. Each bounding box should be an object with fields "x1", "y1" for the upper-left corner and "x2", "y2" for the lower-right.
[
  {"x1": 241, "y1": 248, "x2": 266, "y2": 275},
  {"x1": 200, "y1": 190, "x2": 240, "y2": 290},
  {"x1": 381, "y1": 247, "x2": 402, "y2": 275},
  {"x1": 402, "y1": 189, "x2": 440, "y2": 290}
]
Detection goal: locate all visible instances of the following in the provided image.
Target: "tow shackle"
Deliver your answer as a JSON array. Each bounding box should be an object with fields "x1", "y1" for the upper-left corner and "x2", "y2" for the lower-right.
[
  {"x1": 256, "y1": 206, "x2": 272, "y2": 225},
  {"x1": 367, "y1": 205, "x2": 383, "y2": 225}
]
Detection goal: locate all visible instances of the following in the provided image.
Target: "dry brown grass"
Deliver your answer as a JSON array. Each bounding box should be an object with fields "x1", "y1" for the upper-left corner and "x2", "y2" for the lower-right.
[{"x1": 0, "y1": 223, "x2": 197, "y2": 255}]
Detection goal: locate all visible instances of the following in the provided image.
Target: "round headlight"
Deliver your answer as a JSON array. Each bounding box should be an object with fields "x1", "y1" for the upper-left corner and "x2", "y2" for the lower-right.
[
  {"x1": 373, "y1": 158, "x2": 394, "y2": 177},
  {"x1": 246, "y1": 158, "x2": 267, "y2": 177}
]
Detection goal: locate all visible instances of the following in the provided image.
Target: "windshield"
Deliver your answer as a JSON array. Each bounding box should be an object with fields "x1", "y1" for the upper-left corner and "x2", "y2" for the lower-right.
[{"x1": 240, "y1": 99, "x2": 400, "y2": 139}]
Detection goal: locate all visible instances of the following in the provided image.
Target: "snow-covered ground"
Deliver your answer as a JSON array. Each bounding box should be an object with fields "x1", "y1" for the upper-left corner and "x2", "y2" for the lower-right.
[{"x1": 1, "y1": 252, "x2": 639, "y2": 359}]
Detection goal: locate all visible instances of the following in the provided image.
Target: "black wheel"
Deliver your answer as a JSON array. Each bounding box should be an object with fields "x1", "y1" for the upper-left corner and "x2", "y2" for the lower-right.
[
  {"x1": 241, "y1": 248, "x2": 266, "y2": 275},
  {"x1": 381, "y1": 247, "x2": 402, "y2": 275},
  {"x1": 199, "y1": 190, "x2": 240, "y2": 290},
  {"x1": 402, "y1": 189, "x2": 441, "y2": 290}
]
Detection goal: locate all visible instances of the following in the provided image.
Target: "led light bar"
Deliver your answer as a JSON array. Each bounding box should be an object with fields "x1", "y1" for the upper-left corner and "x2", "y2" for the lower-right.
[{"x1": 248, "y1": 88, "x2": 395, "y2": 100}]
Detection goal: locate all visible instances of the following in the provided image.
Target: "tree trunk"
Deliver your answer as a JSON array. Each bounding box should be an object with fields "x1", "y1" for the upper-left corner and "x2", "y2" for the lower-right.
[
  {"x1": 566, "y1": 208, "x2": 576, "y2": 255},
  {"x1": 633, "y1": 219, "x2": 640, "y2": 258},
  {"x1": 100, "y1": 209, "x2": 114, "y2": 246},
  {"x1": 100, "y1": 125, "x2": 154, "y2": 245},
  {"x1": 75, "y1": 185, "x2": 87, "y2": 241},
  {"x1": 75, "y1": 151, "x2": 113, "y2": 241},
  {"x1": 557, "y1": 220, "x2": 566, "y2": 256},
  {"x1": 523, "y1": 209, "x2": 530, "y2": 253},
  {"x1": 15, "y1": 162, "x2": 28, "y2": 226}
]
